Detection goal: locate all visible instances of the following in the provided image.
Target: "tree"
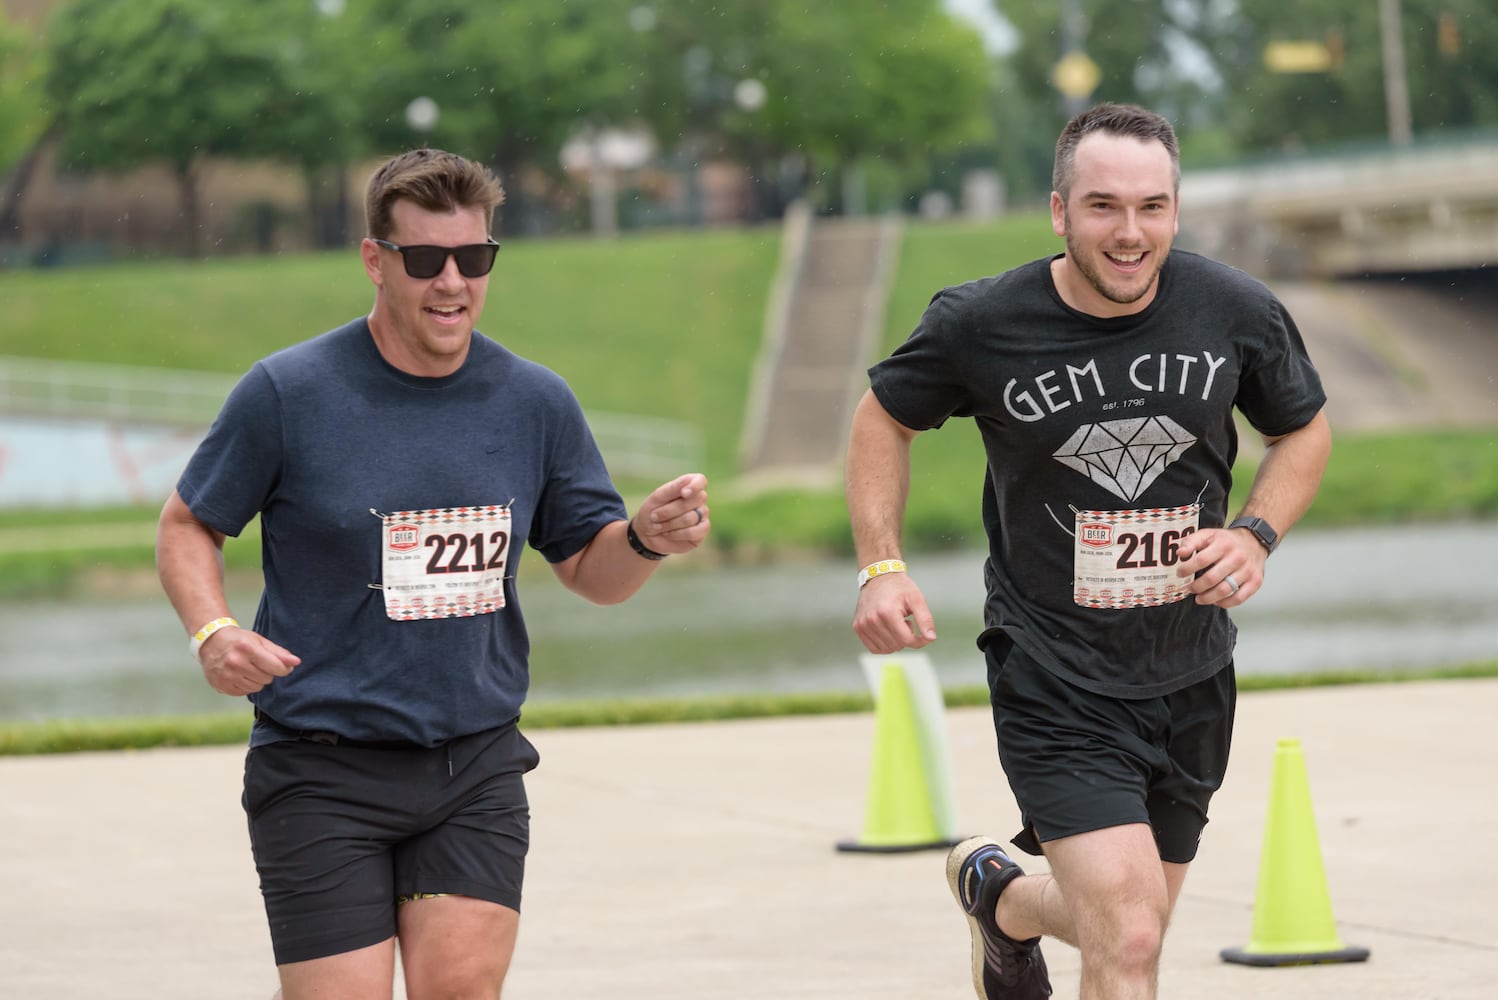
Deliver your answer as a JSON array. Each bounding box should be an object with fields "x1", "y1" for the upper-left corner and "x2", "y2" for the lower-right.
[
  {"x1": 991, "y1": 0, "x2": 1498, "y2": 167},
  {"x1": 42, "y1": 0, "x2": 310, "y2": 256},
  {"x1": 341, "y1": 0, "x2": 655, "y2": 234},
  {"x1": 765, "y1": 0, "x2": 994, "y2": 208},
  {"x1": 0, "y1": 12, "x2": 42, "y2": 176},
  {"x1": 332, "y1": 0, "x2": 994, "y2": 225},
  {"x1": 1208, "y1": 0, "x2": 1498, "y2": 151},
  {"x1": 991, "y1": 0, "x2": 1228, "y2": 199},
  {"x1": 985, "y1": 0, "x2": 1497, "y2": 195},
  {"x1": 0, "y1": 10, "x2": 50, "y2": 245},
  {"x1": 256, "y1": 0, "x2": 372, "y2": 247},
  {"x1": 624, "y1": 0, "x2": 995, "y2": 214}
]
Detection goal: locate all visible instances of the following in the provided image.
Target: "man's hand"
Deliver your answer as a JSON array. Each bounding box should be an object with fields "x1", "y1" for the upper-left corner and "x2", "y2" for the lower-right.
[
  {"x1": 1179, "y1": 410, "x2": 1330, "y2": 607},
  {"x1": 853, "y1": 572, "x2": 937, "y2": 653},
  {"x1": 1175, "y1": 526, "x2": 1268, "y2": 607},
  {"x1": 198, "y1": 627, "x2": 300, "y2": 697},
  {"x1": 631, "y1": 472, "x2": 710, "y2": 556}
]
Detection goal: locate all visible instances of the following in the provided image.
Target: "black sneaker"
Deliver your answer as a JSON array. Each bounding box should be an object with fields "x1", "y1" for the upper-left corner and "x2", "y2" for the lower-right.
[{"x1": 945, "y1": 836, "x2": 1052, "y2": 999}]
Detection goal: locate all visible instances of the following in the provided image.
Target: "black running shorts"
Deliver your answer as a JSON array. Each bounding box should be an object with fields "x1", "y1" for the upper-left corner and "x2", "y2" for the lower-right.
[
  {"x1": 242, "y1": 721, "x2": 540, "y2": 965},
  {"x1": 984, "y1": 634, "x2": 1235, "y2": 864}
]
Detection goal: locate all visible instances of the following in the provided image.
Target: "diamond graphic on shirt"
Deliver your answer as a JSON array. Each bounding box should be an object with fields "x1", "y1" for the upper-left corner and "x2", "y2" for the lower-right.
[{"x1": 1053, "y1": 416, "x2": 1197, "y2": 502}]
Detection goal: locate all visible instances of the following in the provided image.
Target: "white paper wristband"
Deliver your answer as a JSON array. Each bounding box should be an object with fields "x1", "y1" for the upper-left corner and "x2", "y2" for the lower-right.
[
  {"x1": 857, "y1": 559, "x2": 907, "y2": 589},
  {"x1": 189, "y1": 616, "x2": 239, "y2": 662}
]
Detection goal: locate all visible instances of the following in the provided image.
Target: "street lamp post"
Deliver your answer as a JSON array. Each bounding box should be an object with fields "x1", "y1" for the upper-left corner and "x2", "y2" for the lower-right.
[
  {"x1": 1378, "y1": 0, "x2": 1413, "y2": 146},
  {"x1": 1053, "y1": 0, "x2": 1100, "y2": 116}
]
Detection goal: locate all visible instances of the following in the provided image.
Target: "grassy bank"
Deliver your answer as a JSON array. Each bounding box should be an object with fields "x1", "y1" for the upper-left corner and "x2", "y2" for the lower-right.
[{"x1": 0, "y1": 227, "x2": 784, "y2": 487}]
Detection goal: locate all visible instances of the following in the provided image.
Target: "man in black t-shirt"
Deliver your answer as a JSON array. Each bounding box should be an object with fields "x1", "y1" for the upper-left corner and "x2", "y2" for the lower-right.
[{"x1": 846, "y1": 104, "x2": 1330, "y2": 999}]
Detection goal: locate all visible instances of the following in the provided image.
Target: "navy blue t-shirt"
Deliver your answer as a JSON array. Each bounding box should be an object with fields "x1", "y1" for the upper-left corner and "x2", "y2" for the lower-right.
[
  {"x1": 870, "y1": 251, "x2": 1326, "y2": 698},
  {"x1": 178, "y1": 319, "x2": 627, "y2": 745}
]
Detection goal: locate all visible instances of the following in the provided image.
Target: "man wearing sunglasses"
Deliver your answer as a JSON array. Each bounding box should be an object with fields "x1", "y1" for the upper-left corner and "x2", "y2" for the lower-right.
[{"x1": 156, "y1": 147, "x2": 711, "y2": 999}]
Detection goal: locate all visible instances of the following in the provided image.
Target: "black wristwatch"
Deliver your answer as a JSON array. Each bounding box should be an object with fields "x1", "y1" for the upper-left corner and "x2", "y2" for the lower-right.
[{"x1": 1228, "y1": 516, "x2": 1279, "y2": 555}]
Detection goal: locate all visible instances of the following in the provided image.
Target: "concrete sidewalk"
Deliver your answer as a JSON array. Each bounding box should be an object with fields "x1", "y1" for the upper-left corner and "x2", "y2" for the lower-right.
[{"x1": 3, "y1": 678, "x2": 1494, "y2": 998}]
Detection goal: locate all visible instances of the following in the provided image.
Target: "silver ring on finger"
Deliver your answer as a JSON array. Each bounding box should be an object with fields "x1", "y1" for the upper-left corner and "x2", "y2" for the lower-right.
[
  {"x1": 693, "y1": 507, "x2": 703, "y2": 526},
  {"x1": 1224, "y1": 573, "x2": 1240, "y2": 596}
]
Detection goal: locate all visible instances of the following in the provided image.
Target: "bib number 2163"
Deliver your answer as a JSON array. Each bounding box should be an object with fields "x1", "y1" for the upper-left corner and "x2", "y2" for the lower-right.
[{"x1": 1073, "y1": 503, "x2": 1200, "y2": 610}]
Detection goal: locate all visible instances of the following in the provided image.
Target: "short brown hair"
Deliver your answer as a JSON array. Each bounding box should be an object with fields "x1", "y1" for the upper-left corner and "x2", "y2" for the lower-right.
[
  {"x1": 1053, "y1": 103, "x2": 1180, "y2": 203},
  {"x1": 364, "y1": 148, "x2": 506, "y2": 240}
]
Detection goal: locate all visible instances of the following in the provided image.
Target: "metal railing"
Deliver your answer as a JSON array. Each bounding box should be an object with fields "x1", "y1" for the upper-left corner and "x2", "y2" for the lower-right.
[
  {"x1": 587, "y1": 412, "x2": 704, "y2": 481},
  {"x1": 0, "y1": 356, "x2": 702, "y2": 481},
  {"x1": 0, "y1": 356, "x2": 237, "y2": 425}
]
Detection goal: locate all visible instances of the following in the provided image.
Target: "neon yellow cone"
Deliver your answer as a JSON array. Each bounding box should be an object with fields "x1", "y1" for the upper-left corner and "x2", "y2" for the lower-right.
[
  {"x1": 837, "y1": 663, "x2": 957, "y2": 853},
  {"x1": 1221, "y1": 738, "x2": 1370, "y2": 966}
]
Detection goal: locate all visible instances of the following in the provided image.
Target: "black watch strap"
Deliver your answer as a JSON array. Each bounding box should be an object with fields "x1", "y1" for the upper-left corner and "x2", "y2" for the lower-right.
[
  {"x1": 626, "y1": 521, "x2": 668, "y2": 561},
  {"x1": 1228, "y1": 515, "x2": 1278, "y2": 554}
]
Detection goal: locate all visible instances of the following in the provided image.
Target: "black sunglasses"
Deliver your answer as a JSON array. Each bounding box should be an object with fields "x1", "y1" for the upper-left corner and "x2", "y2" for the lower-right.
[{"x1": 370, "y1": 237, "x2": 500, "y2": 279}]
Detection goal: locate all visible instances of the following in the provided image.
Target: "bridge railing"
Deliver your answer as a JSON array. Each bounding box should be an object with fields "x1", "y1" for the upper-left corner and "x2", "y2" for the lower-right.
[
  {"x1": 0, "y1": 356, "x2": 702, "y2": 481},
  {"x1": 1178, "y1": 133, "x2": 1498, "y2": 277}
]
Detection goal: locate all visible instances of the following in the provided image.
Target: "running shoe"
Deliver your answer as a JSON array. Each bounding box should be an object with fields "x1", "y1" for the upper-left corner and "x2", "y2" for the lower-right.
[{"x1": 945, "y1": 836, "x2": 1052, "y2": 999}]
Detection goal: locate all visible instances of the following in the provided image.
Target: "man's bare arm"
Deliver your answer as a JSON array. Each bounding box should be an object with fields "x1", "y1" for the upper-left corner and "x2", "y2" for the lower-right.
[
  {"x1": 845, "y1": 390, "x2": 936, "y2": 652},
  {"x1": 156, "y1": 490, "x2": 298, "y2": 696}
]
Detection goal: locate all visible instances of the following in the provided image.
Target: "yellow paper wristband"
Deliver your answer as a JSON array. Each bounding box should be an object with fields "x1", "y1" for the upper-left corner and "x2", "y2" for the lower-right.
[
  {"x1": 857, "y1": 559, "x2": 907, "y2": 589},
  {"x1": 189, "y1": 616, "x2": 239, "y2": 661}
]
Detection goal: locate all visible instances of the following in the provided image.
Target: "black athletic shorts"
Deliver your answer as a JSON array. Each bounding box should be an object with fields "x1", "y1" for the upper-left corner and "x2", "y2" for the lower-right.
[
  {"x1": 242, "y1": 720, "x2": 540, "y2": 966},
  {"x1": 984, "y1": 633, "x2": 1235, "y2": 865}
]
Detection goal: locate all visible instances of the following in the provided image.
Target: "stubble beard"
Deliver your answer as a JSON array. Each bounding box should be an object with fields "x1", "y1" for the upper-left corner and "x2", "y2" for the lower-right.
[{"x1": 1063, "y1": 228, "x2": 1164, "y2": 308}]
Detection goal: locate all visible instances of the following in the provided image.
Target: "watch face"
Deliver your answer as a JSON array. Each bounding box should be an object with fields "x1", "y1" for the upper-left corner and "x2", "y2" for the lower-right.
[{"x1": 1234, "y1": 517, "x2": 1276, "y2": 551}]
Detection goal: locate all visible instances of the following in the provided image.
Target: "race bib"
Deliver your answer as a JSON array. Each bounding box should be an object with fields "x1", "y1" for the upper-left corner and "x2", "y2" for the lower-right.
[
  {"x1": 1072, "y1": 503, "x2": 1200, "y2": 609},
  {"x1": 376, "y1": 505, "x2": 512, "y2": 621}
]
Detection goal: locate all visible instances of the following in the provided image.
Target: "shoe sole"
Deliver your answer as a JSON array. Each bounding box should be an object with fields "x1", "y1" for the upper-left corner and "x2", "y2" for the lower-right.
[{"x1": 946, "y1": 835, "x2": 1006, "y2": 1000}]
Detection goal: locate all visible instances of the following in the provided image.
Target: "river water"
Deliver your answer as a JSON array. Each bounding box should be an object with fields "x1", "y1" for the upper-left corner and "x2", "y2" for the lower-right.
[{"x1": 2, "y1": 522, "x2": 1494, "y2": 724}]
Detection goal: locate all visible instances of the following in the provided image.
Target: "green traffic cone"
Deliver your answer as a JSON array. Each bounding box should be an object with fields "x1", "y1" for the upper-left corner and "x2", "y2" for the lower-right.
[
  {"x1": 1221, "y1": 738, "x2": 1370, "y2": 966},
  {"x1": 837, "y1": 663, "x2": 958, "y2": 853}
]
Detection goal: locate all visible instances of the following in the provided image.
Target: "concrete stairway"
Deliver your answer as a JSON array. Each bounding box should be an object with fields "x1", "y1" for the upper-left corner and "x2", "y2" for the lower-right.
[{"x1": 739, "y1": 205, "x2": 901, "y2": 488}]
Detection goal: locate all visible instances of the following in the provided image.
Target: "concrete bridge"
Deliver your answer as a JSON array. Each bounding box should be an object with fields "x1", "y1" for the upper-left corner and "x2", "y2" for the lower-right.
[{"x1": 1179, "y1": 133, "x2": 1498, "y2": 279}]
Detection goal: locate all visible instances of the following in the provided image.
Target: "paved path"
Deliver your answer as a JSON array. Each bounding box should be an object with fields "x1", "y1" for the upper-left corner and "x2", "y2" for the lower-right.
[{"x1": 4, "y1": 678, "x2": 1495, "y2": 998}]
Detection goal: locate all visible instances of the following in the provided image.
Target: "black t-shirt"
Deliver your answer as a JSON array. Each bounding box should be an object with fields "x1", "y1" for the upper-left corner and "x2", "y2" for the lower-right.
[{"x1": 869, "y1": 250, "x2": 1326, "y2": 697}]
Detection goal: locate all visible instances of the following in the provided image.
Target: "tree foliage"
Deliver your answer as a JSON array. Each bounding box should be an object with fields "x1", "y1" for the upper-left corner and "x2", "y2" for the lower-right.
[
  {"x1": 615, "y1": 0, "x2": 994, "y2": 211},
  {"x1": 0, "y1": 9, "x2": 51, "y2": 245},
  {"x1": 41, "y1": 0, "x2": 320, "y2": 254},
  {"x1": 332, "y1": 0, "x2": 992, "y2": 219},
  {"x1": 1210, "y1": 0, "x2": 1498, "y2": 151},
  {"x1": 987, "y1": 0, "x2": 1498, "y2": 195},
  {"x1": 333, "y1": 0, "x2": 656, "y2": 231},
  {"x1": 29, "y1": 0, "x2": 994, "y2": 249},
  {"x1": 0, "y1": 11, "x2": 44, "y2": 178},
  {"x1": 991, "y1": 0, "x2": 1228, "y2": 198}
]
